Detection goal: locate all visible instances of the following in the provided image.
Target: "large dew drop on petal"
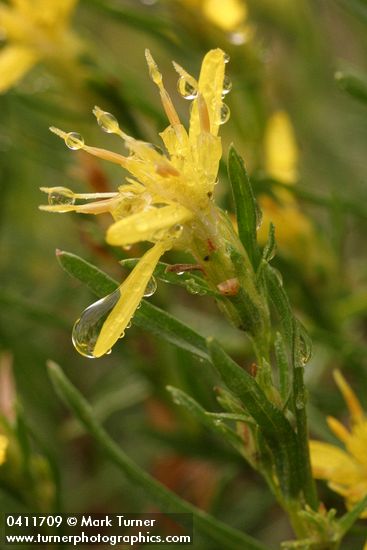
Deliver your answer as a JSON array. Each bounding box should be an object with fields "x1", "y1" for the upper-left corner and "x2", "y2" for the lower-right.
[
  {"x1": 72, "y1": 289, "x2": 120, "y2": 358},
  {"x1": 143, "y1": 276, "x2": 157, "y2": 297}
]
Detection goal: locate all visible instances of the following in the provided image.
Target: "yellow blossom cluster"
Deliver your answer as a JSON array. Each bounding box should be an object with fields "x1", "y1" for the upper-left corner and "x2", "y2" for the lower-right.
[{"x1": 0, "y1": 0, "x2": 80, "y2": 93}]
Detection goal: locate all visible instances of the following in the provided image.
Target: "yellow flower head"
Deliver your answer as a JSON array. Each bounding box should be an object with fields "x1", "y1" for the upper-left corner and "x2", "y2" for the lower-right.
[
  {"x1": 310, "y1": 370, "x2": 367, "y2": 517},
  {"x1": 183, "y1": 0, "x2": 250, "y2": 41},
  {"x1": 41, "y1": 49, "x2": 231, "y2": 358},
  {"x1": 0, "y1": 434, "x2": 8, "y2": 466},
  {"x1": 257, "y1": 110, "x2": 326, "y2": 272},
  {"x1": 0, "y1": 0, "x2": 80, "y2": 92}
]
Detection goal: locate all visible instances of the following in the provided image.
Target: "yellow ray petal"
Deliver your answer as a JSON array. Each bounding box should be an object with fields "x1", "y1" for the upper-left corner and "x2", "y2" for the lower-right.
[
  {"x1": 189, "y1": 48, "x2": 225, "y2": 141},
  {"x1": 0, "y1": 434, "x2": 8, "y2": 465},
  {"x1": 333, "y1": 370, "x2": 364, "y2": 423},
  {"x1": 264, "y1": 110, "x2": 298, "y2": 185},
  {"x1": 344, "y1": 420, "x2": 367, "y2": 466},
  {"x1": 309, "y1": 440, "x2": 361, "y2": 482},
  {"x1": 0, "y1": 45, "x2": 38, "y2": 93},
  {"x1": 326, "y1": 416, "x2": 350, "y2": 443},
  {"x1": 94, "y1": 241, "x2": 168, "y2": 357},
  {"x1": 106, "y1": 205, "x2": 193, "y2": 246},
  {"x1": 11, "y1": 0, "x2": 77, "y2": 26}
]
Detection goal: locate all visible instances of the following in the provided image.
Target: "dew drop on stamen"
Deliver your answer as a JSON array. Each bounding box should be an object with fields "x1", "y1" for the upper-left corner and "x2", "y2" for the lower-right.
[
  {"x1": 143, "y1": 276, "x2": 157, "y2": 297},
  {"x1": 222, "y1": 76, "x2": 232, "y2": 96},
  {"x1": 97, "y1": 111, "x2": 119, "y2": 134},
  {"x1": 223, "y1": 52, "x2": 230, "y2": 63},
  {"x1": 48, "y1": 189, "x2": 75, "y2": 206},
  {"x1": 217, "y1": 103, "x2": 230, "y2": 125},
  {"x1": 72, "y1": 289, "x2": 120, "y2": 358},
  {"x1": 177, "y1": 77, "x2": 198, "y2": 100},
  {"x1": 65, "y1": 132, "x2": 84, "y2": 150}
]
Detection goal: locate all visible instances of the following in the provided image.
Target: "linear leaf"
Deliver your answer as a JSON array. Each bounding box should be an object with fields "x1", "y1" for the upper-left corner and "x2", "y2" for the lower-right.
[
  {"x1": 335, "y1": 71, "x2": 367, "y2": 104},
  {"x1": 207, "y1": 338, "x2": 300, "y2": 497},
  {"x1": 338, "y1": 494, "x2": 367, "y2": 536},
  {"x1": 48, "y1": 362, "x2": 269, "y2": 550},
  {"x1": 228, "y1": 145, "x2": 260, "y2": 267}
]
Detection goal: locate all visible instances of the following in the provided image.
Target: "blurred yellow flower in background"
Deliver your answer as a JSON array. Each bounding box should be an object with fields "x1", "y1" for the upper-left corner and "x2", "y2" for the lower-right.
[
  {"x1": 310, "y1": 370, "x2": 367, "y2": 518},
  {"x1": 264, "y1": 110, "x2": 298, "y2": 185},
  {"x1": 41, "y1": 49, "x2": 234, "y2": 359},
  {"x1": 257, "y1": 110, "x2": 317, "y2": 266},
  {"x1": 183, "y1": 0, "x2": 247, "y2": 32},
  {"x1": 0, "y1": 0, "x2": 80, "y2": 93},
  {"x1": 0, "y1": 434, "x2": 8, "y2": 466}
]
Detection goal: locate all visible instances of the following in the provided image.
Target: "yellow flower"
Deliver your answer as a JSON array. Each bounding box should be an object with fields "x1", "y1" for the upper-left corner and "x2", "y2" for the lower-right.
[
  {"x1": 0, "y1": 0, "x2": 80, "y2": 93},
  {"x1": 0, "y1": 434, "x2": 8, "y2": 465},
  {"x1": 201, "y1": 0, "x2": 247, "y2": 32},
  {"x1": 264, "y1": 110, "x2": 298, "y2": 185},
  {"x1": 182, "y1": 0, "x2": 251, "y2": 42},
  {"x1": 257, "y1": 110, "x2": 324, "y2": 269},
  {"x1": 310, "y1": 370, "x2": 367, "y2": 518},
  {"x1": 41, "y1": 49, "x2": 235, "y2": 359}
]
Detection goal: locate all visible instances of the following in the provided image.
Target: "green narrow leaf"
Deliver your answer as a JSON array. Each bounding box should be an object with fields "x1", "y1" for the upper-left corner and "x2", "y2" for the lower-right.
[
  {"x1": 292, "y1": 321, "x2": 319, "y2": 511},
  {"x1": 56, "y1": 250, "x2": 209, "y2": 360},
  {"x1": 262, "y1": 223, "x2": 276, "y2": 263},
  {"x1": 167, "y1": 386, "x2": 247, "y2": 456},
  {"x1": 274, "y1": 332, "x2": 291, "y2": 405},
  {"x1": 335, "y1": 71, "x2": 367, "y2": 104},
  {"x1": 120, "y1": 259, "x2": 222, "y2": 298},
  {"x1": 227, "y1": 145, "x2": 260, "y2": 267},
  {"x1": 48, "y1": 362, "x2": 269, "y2": 550},
  {"x1": 264, "y1": 263, "x2": 294, "y2": 349},
  {"x1": 207, "y1": 338, "x2": 300, "y2": 498},
  {"x1": 338, "y1": 494, "x2": 367, "y2": 536}
]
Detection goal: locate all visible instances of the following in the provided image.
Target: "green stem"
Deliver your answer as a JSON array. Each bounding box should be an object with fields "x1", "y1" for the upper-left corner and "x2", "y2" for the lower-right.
[
  {"x1": 292, "y1": 322, "x2": 319, "y2": 511},
  {"x1": 48, "y1": 362, "x2": 270, "y2": 550}
]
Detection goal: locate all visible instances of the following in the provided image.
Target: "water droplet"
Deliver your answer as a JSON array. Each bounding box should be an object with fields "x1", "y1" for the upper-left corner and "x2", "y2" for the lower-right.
[
  {"x1": 222, "y1": 75, "x2": 232, "y2": 96},
  {"x1": 169, "y1": 224, "x2": 183, "y2": 238},
  {"x1": 217, "y1": 103, "x2": 230, "y2": 125},
  {"x1": 65, "y1": 132, "x2": 84, "y2": 150},
  {"x1": 272, "y1": 268, "x2": 283, "y2": 286},
  {"x1": 295, "y1": 393, "x2": 305, "y2": 410},
  {"x1": 48, "y1": 187, "x2": 75, "y2": 206},
  {"x1": 186, "y1": 278, "x2": 207, "y2": 296},
  {"x1": 255, "y1": 202, "x2": 263, "y2": 229},
  {"x1": 144, "y1": 276, "x2": 157, "y2": 297},
  {"x1": 72, "y1": 289, "x2": 120, "y2": 358},
  {"x1": 229, "y1": 29, "x2": 247, "y2": 45},
  {"x1": 96, "y1": 111, "x2": 119, "y2": 134},
  {"x1": 177, "y1": 76, "x2": 198, "y2": 100},
  {"x1": 223, "y1": 52, "x2": 230, "y2": 63},
  {"x1": 118, "y1": 331, "x2": 125, "y2": 339},
  {"x1": 298, "y1": 322, "x2": 312, "y2": 366}
]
